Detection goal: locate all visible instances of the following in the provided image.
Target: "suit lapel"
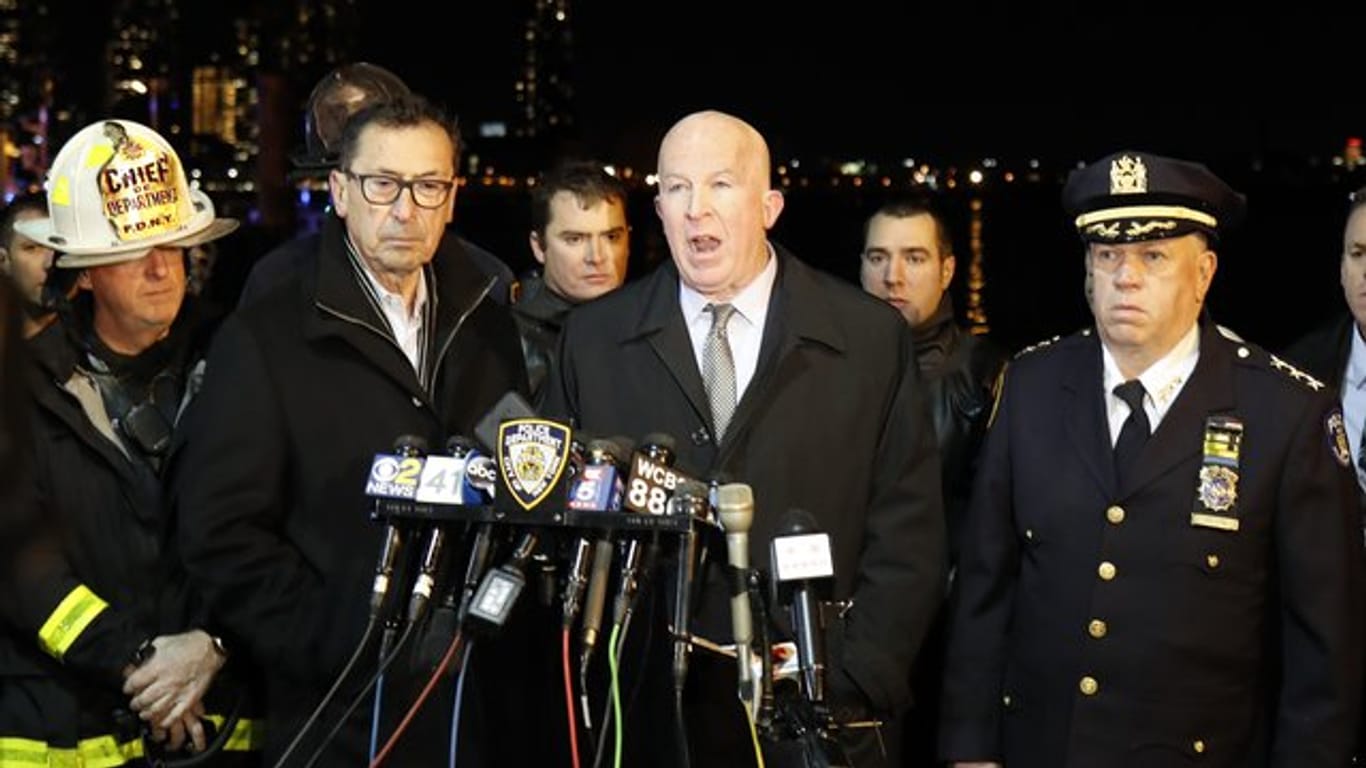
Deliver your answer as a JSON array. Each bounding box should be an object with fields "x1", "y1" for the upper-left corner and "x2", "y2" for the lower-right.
[
  {"x1": 632, "y1": 264, "x2": 711, "y2": 427},
  {"x1": 1062, "y1": 333, "x2": 1117, "y2": 495},
  {"x1": 720, "y1": 249, "x2": 845, "y2": 459},
  {"x1": 1123, "y1": 322, "x2": 1236, "y2": 494}
]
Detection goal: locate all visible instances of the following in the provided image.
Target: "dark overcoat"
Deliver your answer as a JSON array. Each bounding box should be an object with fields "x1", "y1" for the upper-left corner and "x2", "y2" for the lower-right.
[
  {"x1": 545, "y1": 246, "x2": 946, "y2": 766},
  {"x1": 172, "y1": 214, "x2": 527, "y2": 766}
]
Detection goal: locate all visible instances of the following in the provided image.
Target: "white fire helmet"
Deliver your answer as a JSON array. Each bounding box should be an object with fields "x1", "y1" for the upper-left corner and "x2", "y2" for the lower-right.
[{"x1": 15, "y1": 119, "x2": 238, "y2": 268}]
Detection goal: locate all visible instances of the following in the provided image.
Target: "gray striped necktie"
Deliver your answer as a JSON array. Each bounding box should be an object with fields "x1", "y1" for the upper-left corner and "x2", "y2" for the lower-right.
[{"x1": 703, "y1": 303, "x2": 738, "y2": 441}]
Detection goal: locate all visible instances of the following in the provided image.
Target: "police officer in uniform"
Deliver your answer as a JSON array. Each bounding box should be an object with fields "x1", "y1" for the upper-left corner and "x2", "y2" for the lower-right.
[{"x1": 939, "y1": 151, "x2": 1365, "y2": 768}]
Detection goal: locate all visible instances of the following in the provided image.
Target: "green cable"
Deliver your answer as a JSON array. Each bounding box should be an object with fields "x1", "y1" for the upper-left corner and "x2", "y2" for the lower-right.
[{"x1": 608, "y1": 622, "x2": 624, "y2": 768}]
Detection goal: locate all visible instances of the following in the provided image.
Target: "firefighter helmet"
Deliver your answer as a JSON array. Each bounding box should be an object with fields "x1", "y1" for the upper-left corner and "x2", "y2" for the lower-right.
[{"x1": 16, "y1": 119, "x2": 238, "y2": 268}]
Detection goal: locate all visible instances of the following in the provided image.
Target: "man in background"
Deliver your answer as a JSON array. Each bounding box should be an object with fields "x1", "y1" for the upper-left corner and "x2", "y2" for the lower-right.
[
  {"x1": 857, "y1": 197, "x2": 1006, "y2": 766},
  {"x1": 514, "y1": 159, "x2": 630, "y2": 401},
  {"x1": 0, "y1": 193, "x2": 59, "y2": 337}
]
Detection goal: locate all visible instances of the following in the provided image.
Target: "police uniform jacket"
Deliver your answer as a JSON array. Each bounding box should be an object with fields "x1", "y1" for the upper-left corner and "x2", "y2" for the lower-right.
[
  {"x1": 545, "y1": 246, "x2": 946, "y2": 766},
  {"x1": 172, "y1": 213, "x2": 527, "y2": 766},
  {"x1": 0, "y1": 298, "x2": 258, "y2": 764},
  {"x1": 939, "y1": 320, "x2": 1365, "y2": 768}
]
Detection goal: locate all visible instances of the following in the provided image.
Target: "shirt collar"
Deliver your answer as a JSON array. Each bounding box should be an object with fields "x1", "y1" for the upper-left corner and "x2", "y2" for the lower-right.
[
  {"x1": 349, "y1": 236, "x2": 428, "y2": 323},
  {"x1": 1102, "y1": 322, "x2": 1200, "y2": 409}
]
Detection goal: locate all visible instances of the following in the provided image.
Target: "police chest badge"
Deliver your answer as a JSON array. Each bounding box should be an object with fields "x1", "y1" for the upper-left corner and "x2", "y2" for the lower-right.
[
  {"x1": 1191, "y1": 416, "x2": 1243, "y2": 532},
  {"x1": 498, "y1": 418, "x2": 572, "y2": 512},
  {"x1": 1327, "y1": 410, "x2": 1352, "y2": 468}
]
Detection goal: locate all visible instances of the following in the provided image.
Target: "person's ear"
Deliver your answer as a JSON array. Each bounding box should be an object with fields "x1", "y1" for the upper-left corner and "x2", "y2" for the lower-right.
[{"x1": 529, "y1": 231, "x2": 547, "y2": 265}]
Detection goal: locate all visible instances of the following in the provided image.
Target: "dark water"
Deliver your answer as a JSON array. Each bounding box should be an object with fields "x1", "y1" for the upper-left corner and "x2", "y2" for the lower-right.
[{"x1": 207, "y1": 173, "x2": 1362, "y2": 357}]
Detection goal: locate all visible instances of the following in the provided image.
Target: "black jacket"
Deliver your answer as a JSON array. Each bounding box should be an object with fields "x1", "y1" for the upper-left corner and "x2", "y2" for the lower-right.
[
  {"x1": 1283, "y1": 313, "x2": 1353, "y2": 394},
  {"x1": 940, "y1": 321, "x2": 1365, "y2": 768},
  {"x1": 172, "y1": 214, "x2": 528, "y2": 766},
  {"x1": 912, "y1": 297, "x2": 1008, "y2": 563},
  {"x1": 545, "y1": 247, "x2": 946, "y2": 766},
  {"x1": 510, "y1": 275, "x2": 574, "y2": 405},
  {"x1": 0, "y1": 296, "x2": 256, "y2": 762}
]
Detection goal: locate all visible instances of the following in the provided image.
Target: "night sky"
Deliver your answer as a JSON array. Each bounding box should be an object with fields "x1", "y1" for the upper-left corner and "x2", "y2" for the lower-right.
[{"x1": 359, "y1": 2, "x2": 1366, "y2": 168}]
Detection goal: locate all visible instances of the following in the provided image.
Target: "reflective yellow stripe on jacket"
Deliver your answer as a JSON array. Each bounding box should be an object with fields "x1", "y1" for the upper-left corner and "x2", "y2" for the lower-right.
[
  {"x1": 0, "y1": 717, "x2": 261, "y2": 767},
  {"x1": 0, "y1": 733, "x2": 140, "y2": 767},
  {"x1": 36, "y1": 585, "x2": 108, "y2": 660},
  {"x1": 208, "y1": 713, "x2": 264, "y2": 752}
]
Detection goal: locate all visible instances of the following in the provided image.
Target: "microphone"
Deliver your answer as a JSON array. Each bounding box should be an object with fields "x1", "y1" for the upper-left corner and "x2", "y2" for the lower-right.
[
  {"x1": 561, "y1": 537, "x2": 593, "y2": 627},
  {"x1": 717, "y1": 482, "x2": 756, "y2": 707},
  {"x1": 462, "y1": 454, "x2": 498, "y2": 502},
  {"x1": 612, "y1": 433, "x2": 679, "y2": 628},
  {"x1": 771, "y1": 509, "x2": 834, "y2": 704},
  {"x1": 407, "y1": 437, "x2": 477, "y2": 623},
  {"x1": 670, "y1": 480, "x2": 710, "y2": 691},
  {"x1": 579, "y1": 438, "x2": 629, "y2": 667},
  {"x1": 370, "y1": 435, "x2": 428, "y2": 620}
]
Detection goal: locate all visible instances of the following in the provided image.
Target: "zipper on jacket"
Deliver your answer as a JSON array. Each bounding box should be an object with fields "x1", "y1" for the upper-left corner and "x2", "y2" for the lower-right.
[
  {"x1": 430, "y1": 274, "x2": 496, "y2": 396},
  {"x1": 316, "y1": 272, "x2": 495, "y2": 400}
]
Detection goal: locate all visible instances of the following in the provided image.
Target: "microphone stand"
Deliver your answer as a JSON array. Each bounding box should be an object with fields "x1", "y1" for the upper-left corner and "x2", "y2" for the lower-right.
[{"x1": 747, "y1": 568, "x2": 775, "y2": 732}]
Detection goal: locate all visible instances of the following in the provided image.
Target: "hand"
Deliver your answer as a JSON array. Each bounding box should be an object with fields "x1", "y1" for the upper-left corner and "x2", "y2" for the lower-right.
[
  {"x1": 123, "y1": 629, "x2": 225, "y2": 730},
  {"x1": 147, "y1": 700, "x2": 209, "y2": 754}
]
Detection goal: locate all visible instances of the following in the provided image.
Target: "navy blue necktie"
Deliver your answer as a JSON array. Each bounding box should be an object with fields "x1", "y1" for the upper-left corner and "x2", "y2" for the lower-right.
[{"x1": 1113, "y1": 379, "x2": 1150, "y2": 487}]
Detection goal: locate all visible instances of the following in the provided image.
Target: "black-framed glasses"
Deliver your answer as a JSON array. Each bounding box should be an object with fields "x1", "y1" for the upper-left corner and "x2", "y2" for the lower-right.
[{"x1": 344, "y1": 170, "x2": 455, "y2": 208}]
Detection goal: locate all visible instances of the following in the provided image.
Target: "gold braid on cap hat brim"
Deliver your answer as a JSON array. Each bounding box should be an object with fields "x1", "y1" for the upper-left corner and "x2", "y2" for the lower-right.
[{"x1": 1075, "y1": 204, "x2": 1218, "y2": 231}]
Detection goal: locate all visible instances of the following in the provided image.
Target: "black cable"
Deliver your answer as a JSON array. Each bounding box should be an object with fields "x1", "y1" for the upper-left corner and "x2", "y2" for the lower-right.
[
  {"x1": 270, "y1": 617, "x2": 379, "y2": 768},
  {"x1": 144, "y1": 685, "x2": 247, "y2": 768},
  {"x1": 298, "y1": 620, "x2": 419, "y2": 768},
  {"x1": 672, "y1": 687, "x2": 691, "y2": 768}
]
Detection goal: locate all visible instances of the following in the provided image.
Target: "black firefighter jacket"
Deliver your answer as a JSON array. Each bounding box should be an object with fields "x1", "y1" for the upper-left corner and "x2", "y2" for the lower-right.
[
  {"x1": 544, "y1": 247, "x2": 947, "y2": 766},
  {"x1": 939, "y1": 321, "x2": 1366, "y2": 768},
  {"x1": 0, "y1": 299, "x2": 258, "y2": 765},
  {"x1": 171, "y1": 215, "x2": 528, "y2": 766}
]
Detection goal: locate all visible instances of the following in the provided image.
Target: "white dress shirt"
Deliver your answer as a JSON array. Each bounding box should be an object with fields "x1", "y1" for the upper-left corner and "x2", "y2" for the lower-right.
[
  {"x1": 679, "y1": 244, "x2": 778, "y2": 403},
  {"x1": 1101, "y1": 323, "x2": 1200, "y2": 446}
]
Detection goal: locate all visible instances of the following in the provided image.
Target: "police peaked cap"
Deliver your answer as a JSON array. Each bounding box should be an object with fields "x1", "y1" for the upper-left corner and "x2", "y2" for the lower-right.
[{"x1": 1062, "y1": 151, "x2": 1247, "y2": 244}]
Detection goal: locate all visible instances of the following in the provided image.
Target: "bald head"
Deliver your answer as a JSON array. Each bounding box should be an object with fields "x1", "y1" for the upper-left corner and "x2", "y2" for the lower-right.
[
  {"x1": 654, "y1": 110, "x2": 784, "y2": 301},
  {"x1": 658, "y1": 111, "x2": 772, "y2": 187}
]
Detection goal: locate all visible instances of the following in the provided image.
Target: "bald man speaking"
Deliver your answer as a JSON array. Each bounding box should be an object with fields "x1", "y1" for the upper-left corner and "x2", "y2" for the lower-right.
[{"x1": 546, "y1": 110, "x2": 945, "y2": 767}]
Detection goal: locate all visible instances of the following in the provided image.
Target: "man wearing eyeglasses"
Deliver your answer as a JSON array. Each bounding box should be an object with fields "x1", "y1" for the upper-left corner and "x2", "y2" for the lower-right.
[
  {"x1": 172, "y1": 94, "x2": 528, "y2": 766},
  {"x1": 940, "y1": 152, "x2": 1364, "y2": 768},
  {"x1": 236, "y1": 61, "x2": 517, "y2": 309}
]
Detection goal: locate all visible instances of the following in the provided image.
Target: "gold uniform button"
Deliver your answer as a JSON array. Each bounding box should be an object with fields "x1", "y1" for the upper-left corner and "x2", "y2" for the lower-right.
[
  {"x1": 1002, "y1": 694, "x2": 1012, "y2": 707},
  {"x1": 1079, "y1": 676, "x2": 1099, "y2": 696},
  {"x1": 1193, "y1": 739, "x2": 1206, "y2": 753},
  {"x1": 1088, "y1": 619, "x2": 1108, "y2": 638},
  {"x1": 1206, "y1": 554, "x2": 1220, "y2": 569},
  {"x1": 1097, "y1": 561, "x2": 1117, "y2": 580},
  {"x1": 1105, "y1": 505, "x2": 1125, "y2": 524},
  {"x1": 1025, "y1": 528, "x2": 1034, "y2": 540}
]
